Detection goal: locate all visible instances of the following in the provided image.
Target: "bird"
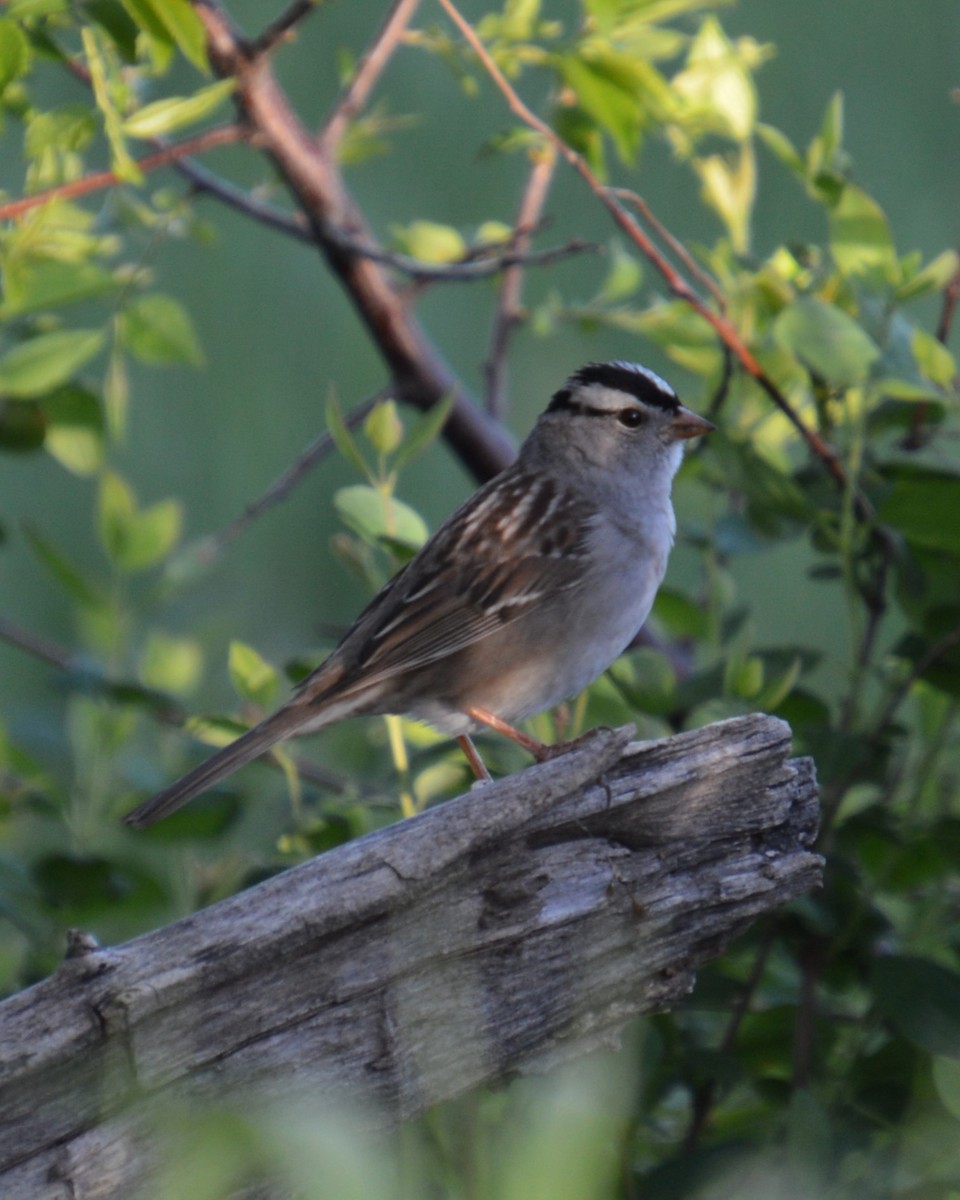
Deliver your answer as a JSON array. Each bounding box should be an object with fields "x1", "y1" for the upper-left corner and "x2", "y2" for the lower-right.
[{"x1": 123, "y1": 361, "x2": 714, "y2": 827}]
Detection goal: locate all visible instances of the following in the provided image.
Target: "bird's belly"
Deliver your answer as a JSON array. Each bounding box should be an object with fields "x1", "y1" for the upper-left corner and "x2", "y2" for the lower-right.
[{"x1": 420, "y1": 554, "x2": 664, "y2": 732}]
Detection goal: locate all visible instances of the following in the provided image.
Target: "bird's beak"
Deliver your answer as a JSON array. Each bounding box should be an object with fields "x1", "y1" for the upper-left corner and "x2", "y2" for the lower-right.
[{"x1": 667, "y1": 406, "x2": 716, "y2": 441}]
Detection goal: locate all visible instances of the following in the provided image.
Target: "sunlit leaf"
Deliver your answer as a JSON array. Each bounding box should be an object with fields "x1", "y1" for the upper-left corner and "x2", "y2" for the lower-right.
[
  {"x1": 0, "y1": 259, "x2": 119, "y2": 319},
  {"x1": 334, "y1": 484, "x2": 429, "y2": 551},
  {"x1": 42, "y1": 385, "x2": 104, "y2": 476},
  {"x1": 392, "y1": 220, "x2": 467, "y2": 264},
  {"x1": 560, "y1": 52, "x2": 644, "y2": 163},
  {"x1": 0, "y1": 18, "x2": 30, "y2": 93},
  {"x1": 829, "y1": 184, "x2": 896, "y2": 278},
  {"x1": 774, "y1": 297, "x2": 880, "y2": 386},
  {"x1": 119, "y1": 0, "x2": 207, "y2": 71},
  {"x1": 123, "y1": 79, "x2": 234, "y2": 138},
  {"x1": 364, "y1": 400, "x2": 404, "y2": 457},
  {"x1": 0, "y1": 330, "x2": 105, "y2": 397},
  {"x1": 911, "y1": 328, "x2": 956, "y2": 389},
  {"x1": 120, "y1": 293, "x2": 203, "y2": 366},
  {"x1": 98, "y1": 471, "x2": 182, "y2": 571},
  {"x1": 141, "y1": 631, "x2": 204, "y2": 695},
  {"x1": 325, "y1": 389, "x2": 370, "y2": 479},
  {"x1": 228, "y1": 641, "x2": 279, "y2": 709},
  {"x1": 896, "y1": 249, "x2": 960, "y2": 303}
]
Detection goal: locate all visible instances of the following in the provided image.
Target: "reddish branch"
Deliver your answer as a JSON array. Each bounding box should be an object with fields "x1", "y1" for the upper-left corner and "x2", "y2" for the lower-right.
[
  {"x1": 0, "y1": 125, "x2": 245, "y2": 222},
  {"x1": 434, "y1": 0, "x2": 876, "y2": 523},
  {"x1": 484, "y1": 145, "x2": 557, "y2": 417}
]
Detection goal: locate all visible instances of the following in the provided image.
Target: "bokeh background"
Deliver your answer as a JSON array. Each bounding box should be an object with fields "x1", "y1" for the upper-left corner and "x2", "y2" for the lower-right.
[{"x1": 1, "y1": 0, "x2": 958, "y2": 785}]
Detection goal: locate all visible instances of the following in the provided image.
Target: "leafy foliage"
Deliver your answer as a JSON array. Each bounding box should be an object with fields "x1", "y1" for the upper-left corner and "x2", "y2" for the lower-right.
[{"x1": 0, "y1": 0, "x2": 959, "y2": 1197}]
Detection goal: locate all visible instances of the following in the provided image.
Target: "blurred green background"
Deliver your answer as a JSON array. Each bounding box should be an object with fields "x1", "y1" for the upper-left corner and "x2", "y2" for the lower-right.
[{"x1": 1, "y1": 0, "x2": 957, "y2": 784}]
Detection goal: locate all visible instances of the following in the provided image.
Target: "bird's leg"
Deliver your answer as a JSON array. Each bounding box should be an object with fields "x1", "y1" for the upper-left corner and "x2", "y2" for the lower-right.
[
  {"x1": 463, "y1": 706, "x2": 553, "y2": 760},
  {"x1": 457, "y1": 734, "x2": 493, "y2": 782},
  {"x1": 465, "y1": 705, "x2": 611, "y2": 764}
]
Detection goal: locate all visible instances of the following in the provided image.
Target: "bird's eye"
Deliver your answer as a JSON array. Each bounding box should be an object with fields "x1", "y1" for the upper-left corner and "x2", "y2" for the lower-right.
[{"x1": 617, "y1": 408, "x2": 645, "y2": 428}]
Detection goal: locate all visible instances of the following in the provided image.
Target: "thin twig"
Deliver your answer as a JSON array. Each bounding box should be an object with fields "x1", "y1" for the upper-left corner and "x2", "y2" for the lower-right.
[
  {"x1": 325, "y1": 226, "x2": 595, "y2": 281},
  {"x1": 0, "y1": 125, "x2": 245, "y2": 222},
  {"x1": 320, "y1": 0, "x2": 421, "y2": 152},
  {"x1": 0, "y1": 616, "x2": 352, "y2": 794},
  {"x1": 612, "y1": 187, "x2": 727, "y2": 313},
  {"x1": 197, "y1": 0, "x2": 517, "y2": 482},
  {"x1": 176, "y1": 157, "x2": 313, "y2": 242},
  {"x1": 484, "y1": 144, "x2": 557, "y2": 418},
  {"x1": 435, "y1": 0, "x2": 873, "y2": 521},
  {"x1": 682, "y1": 920, "x2": 779, "y2": 1150},
  {"x1": 251, "y1": 0, "x2": 322, "y2": 57},
  {"x1": 176, "y1": 388, "x2": 388, "y2": 574}
]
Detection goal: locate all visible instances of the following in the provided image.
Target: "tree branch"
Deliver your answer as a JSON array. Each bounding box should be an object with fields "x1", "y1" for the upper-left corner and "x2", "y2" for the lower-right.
[
  {"x1": 0, "y1": 714, "x2": 821, "y2": 1195},
  {"x1": 319, "y1": 0, "x2": 420, "y2": 153},
  {"x1": 194, "y1": 0, "x2": 516, "y2": 483},
  {"x1": 251, "y1": 0, "x2": 324, "y2": 57},
  {"x1": 484, "y1": 144, "x2": 557, "y2": 417},
  {"x1": 435, "y1": 0, "x2": 877, "y2": 523},
  {"x1": 0, "y1": 125, "x2": 245, "y2": 222}
]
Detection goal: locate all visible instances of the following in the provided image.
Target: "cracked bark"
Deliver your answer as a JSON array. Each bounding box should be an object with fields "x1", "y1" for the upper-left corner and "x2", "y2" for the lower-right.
[{"x1": 0, "y1": 714, "x2": 821, "y2": 1199}]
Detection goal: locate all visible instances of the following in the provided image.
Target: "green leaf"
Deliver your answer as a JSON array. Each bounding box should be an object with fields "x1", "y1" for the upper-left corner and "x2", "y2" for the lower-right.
[
  {"x1": 596, "y1": 241, "x2": 642, "y2": 303},
  {"x1": 873, "y1": 956, "x2": 960, "y2": 1058},
  {"x1": 325, "y1": 390, "x2": 370, "y2": 479},
  {"x1": 559, "y1": 53, "x2": 643, "y2": 163},
  {"x1": 0, "y1": 330, "x2": 105, "y2": 398},
  {"x1": 912, "y1": 328, "x2": 956, "y2": 389},
  {"x1": 897, "y1": 249, "x2": 960, "y2": 303},
  {"x1": 334, "y1": 485, "x2": 429, "y2": 551},
  {"x1": 363, "y1": 400, "x2": 404, "y2": 457},
  {"x1": 754, "y1": 654, "x2": 801, "y2": 711},
  {"x1": 393, "y1": 221, "x2": 467, "y2": 264},
  {"x1": 85, "y1": 0, "x2": 140, "y2": 62},
  {"x1": 120, "y1": 293, "x2": 203, "y2": 366},
  {"x1": 693, "y1": 142, "x2": 755, "y2": 253},
  {"x1": 0, "y1": 399, "x2": 45, "y2": 452},
  {"x1": 651, "y1": 587, "x2": 710, "y2": 639},
  {"x1": 756, "y1": 123, "x2": 805, "y2": 180},
  {"x1": 33, "y1": 853, "x2": 167, "y2": 919},
  {"x1": 119, "y1": 0, "x2": 207, "y2": 71},
  {"x1": 0, "y1": 18, "x2": 30, "y2": 93},
  {"x1": 672, "y1": 17, "x2": 760, "y2": 141},
  {"x1": 23, "y1": 522, "x2": 105, "y2": 609},
  {"x1": 393, "y1": 394, "x2": 455, "y2": 470},
  {"x1": 98, "y1": 471, "x2": 182, "y2": 572},
  {"x1": 123, "y1": 79, "x2": 234, "y2": 138},
  {"x1": 82, "y1": 26, "x2": 142, "y2": 183},
  {"x1": 0, "y1": 259, "x2": 120, "y2": 319},
  {"x1": 136, "y1": 793, "x2": 241, "y2": 841},
  {"x1": 774, "y1": 297, "x2": 880, "y2": 386},
  {"x1": 829, "y1": 184, "x2": 896, "y2": 278},
  {"x1": 228, "y1": 641, "x2": 279, "y2": 709},
  {"x1": 878, "y1": 469, "x2": 960, "y2": 556},
  {"x1": 140, "y1": 631, "x2": 203, "y2": 695},
  {"x1": 42, "y1": 385, "x2": 105, "y2": 476}
]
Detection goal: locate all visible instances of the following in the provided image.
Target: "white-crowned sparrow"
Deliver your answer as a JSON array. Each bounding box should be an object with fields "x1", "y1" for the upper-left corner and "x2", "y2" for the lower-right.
[{"x1": 124, "y1": 361, "x2": 713, "y2": 827}]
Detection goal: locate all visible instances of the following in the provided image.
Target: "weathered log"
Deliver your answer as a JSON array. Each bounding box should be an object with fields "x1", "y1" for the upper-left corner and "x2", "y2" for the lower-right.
[{"x1": 0, "y1": 714, "x2": 821, "y2": 1198}]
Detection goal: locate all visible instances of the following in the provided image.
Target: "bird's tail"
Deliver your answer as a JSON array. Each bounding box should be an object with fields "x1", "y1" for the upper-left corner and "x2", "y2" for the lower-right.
[{"x1": 122, "y1": 705, "x2": 317, "y2": 828}]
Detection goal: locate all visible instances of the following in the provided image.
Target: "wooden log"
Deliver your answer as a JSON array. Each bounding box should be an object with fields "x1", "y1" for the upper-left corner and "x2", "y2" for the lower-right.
[{"x1": 0, "y1": 714, "x2": 821, "y2": 1198}]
